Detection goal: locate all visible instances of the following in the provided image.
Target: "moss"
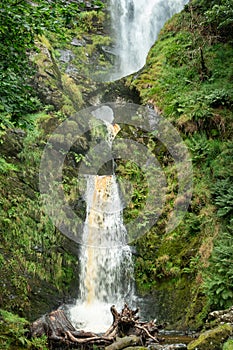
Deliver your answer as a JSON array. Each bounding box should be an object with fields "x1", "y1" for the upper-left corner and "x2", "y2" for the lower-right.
[
  {"x1": 223, "y1": 340, "x2": 233, "y2": 350},
  {"x1": 187, "y1": 324, "x2": 233, "y2": 350},
  {"x1": 0, "y1": 113, "x2": 79, "y2": 319},
  {"x1": 130, "y1": 11, "x2": 233, "y2": 138},
  {"x1": 61, "y1": 74, "x2": 84, "y2": 109},
  {"x1": 128, "y1": 2, "x2": 233, "y2": 329}
]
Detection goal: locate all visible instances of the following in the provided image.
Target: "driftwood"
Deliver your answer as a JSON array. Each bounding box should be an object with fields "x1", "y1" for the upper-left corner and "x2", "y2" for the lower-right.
[
  {"x1": 30, "y1": 304, "x2": 162, "y2": 349},
  {"x1": 105, "y1": 335, "x2": 140, "y2": 350}
]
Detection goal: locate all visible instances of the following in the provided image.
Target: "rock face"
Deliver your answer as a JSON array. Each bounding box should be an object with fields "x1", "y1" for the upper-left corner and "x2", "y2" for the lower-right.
[
  {"x1": 1, "y1": 128, "x2": 26, "y2": 157},
  {"x1": 187, "y1": 324, "x2": 233, "y2": 350}
]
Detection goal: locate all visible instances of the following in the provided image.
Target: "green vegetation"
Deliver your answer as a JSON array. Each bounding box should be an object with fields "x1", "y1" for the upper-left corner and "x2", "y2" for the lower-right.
[
  {"x1": 0, "y1": 0, "x2": 106, "y2": 122},
  {"x1": 0, "y1": 1, "x2": 107, "y2": 345},
  {"x1": 128, "y1": 0, "x2": 233, "y2": 327},
  {"x1": 0, "y1": 0, "x2": 86, "y2": 120},
  {"x1": 0, "y1": 112, "x2": 79, "y2": 317},
  {"x1": 223, "y1": 339, "x2": 233, "y2": 350},
  {"x1": 0, "y1": 0, "x2": 233, "y2": 344},
  {"x1": 0, "y1": 309, "x2": 48, "y2": 349}
]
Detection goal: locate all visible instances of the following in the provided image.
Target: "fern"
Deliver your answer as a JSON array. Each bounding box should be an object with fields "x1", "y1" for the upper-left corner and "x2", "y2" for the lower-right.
[
  {"x1": 0, "y1": 157, "x2": 18, "y2": 174},
  {"x1": 213, "y1": 178, "x2": 233, "y2": 219},
  {"x1": 204, "y1": 229, "x2": 233, "y2": 309}
]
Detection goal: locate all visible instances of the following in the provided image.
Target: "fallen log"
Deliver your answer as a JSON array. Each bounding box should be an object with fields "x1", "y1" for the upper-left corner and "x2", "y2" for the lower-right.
[
  {"x1": 30, "y1": 304, "x2": 162, "y2": 348},
  {"x1": 105, "y1": 335, "x2": 141, "y2": 350}
]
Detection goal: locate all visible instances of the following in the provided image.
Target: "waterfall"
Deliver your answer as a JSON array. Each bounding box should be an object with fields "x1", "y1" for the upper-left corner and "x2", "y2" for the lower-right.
[
  {"x1": 109, "y1": 0, "x2": 189, "y2": 80},
  {"x1": 69, "y1": 122, "x2": 134, "y2": 333},
  {"x1": 68, "y1": 1, "x2": 190, "y2": 330}
]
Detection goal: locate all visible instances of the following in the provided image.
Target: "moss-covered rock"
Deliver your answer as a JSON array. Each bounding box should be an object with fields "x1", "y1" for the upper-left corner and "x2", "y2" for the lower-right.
[{"x1": 187, "y1": 324, "x2": 233, "y2": 350}]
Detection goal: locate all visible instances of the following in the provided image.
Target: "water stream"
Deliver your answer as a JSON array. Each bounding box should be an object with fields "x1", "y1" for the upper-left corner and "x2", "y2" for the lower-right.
[
  {"x1": 69, "y1": 122, "x2": 134, "y2": 333},
  {"x1": 69, "y1": 0, "x2": 189, "y2": 333},
  {"x1": 110, "y1": 0, "x2": 189, "y2": 80}
]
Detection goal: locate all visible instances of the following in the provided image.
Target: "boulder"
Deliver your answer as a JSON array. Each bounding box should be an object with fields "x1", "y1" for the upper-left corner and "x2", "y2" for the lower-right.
[{"x1": 187, "y1": 324, "x2": 233, "y2": 350}]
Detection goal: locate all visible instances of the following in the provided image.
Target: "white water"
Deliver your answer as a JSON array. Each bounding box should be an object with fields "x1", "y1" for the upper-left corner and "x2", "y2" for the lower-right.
[
  {"x1": 69, "y1": 123, "x2": 134, "y2": 333},
  {"x1": 69, "y1": 1, "x2": 190, "y2": 331},
  {"x1": 110, "y1": 0, "x2": 189, "y2": 79}
]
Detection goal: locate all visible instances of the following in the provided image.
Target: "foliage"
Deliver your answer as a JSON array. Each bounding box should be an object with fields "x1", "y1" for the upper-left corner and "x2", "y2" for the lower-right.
[
  {"x1": 130, "y1": 4, "x2": 233, "y2": 137},
  {"x1": 0, "y1": 0, "x2": 232, "y2": 332},
  {"x1": 116, "y1": 160, "x2": 148, "y2": 223},
  {"x1": 213, "y1": 179, "x2": 233, "y2": 219},
  {"x1": 211, "y1": 141, "x2": 233, "y2": 179},
  {"x1": 223, "y1": 339, "x2": 233, "y2": 350},
  {"x1": 0, "y1": 309, "x2": 48, "y2": 349},
  {"x1": 204, "y1": 228, "x2": 233, "y2": 309},
  {"x1": 0, "y1": 157, "x2": 18, "y2": 174},
  {"x1": 129, "y1": 0, "x2": 233, "y2": 326},
  {"x1": 0, "y1": 113, "x2": 78, "y2": 316},
  {"x1": 0, "y1": 0, "x2": 87, "y2": 119},
  {"x1": 78, "y1": 10, "x2": 105, "y2": 33},
  {"x1": 204, "y1": 0, "x2": 233, "y2": 38}
]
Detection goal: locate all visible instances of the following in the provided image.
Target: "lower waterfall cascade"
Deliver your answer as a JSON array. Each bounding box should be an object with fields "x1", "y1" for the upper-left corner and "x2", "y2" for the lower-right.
[{"x1": 69, "y1": 122, "x2": 134, "y2": 333}]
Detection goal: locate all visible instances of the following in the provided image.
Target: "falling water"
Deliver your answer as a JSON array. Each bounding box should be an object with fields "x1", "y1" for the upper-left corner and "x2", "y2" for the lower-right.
[
  {"x1": 69, "y1": 121, "x2": 134, "y2": 333},
  {"x1": 109, "y1": 0, "x2": 189, "y2": 79},
  {"x1": 69, "y1": 0, "x2": 190, "y2": 330}
]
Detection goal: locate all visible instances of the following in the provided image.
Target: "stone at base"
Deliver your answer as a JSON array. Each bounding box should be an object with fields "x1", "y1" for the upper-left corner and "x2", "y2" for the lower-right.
[{"x1": 187, "y1": 324, "x2": 233, "y2": 350}]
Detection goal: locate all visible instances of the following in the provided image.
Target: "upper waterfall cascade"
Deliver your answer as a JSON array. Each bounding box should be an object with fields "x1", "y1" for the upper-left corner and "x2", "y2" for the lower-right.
[{"x1": 110, "y1": 0, "x2": 189, "y2": 80}]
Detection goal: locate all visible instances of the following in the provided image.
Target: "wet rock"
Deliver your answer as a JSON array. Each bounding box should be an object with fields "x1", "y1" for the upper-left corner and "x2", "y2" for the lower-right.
[
  {"x1": 65, "y1": 64, "x2": 79, "y2": 75},
  {"x1": 71, "y1": 37, "x2": 86, "y2": 47},
  {"x1": 58, "y1": 49, "x2": 75, "y2": 63},
  {"x1": 100, "y1": 45, "x2": 116, "y2": 63},
  {"x1": 187, "y1": 324, "x2": 233, "y2": 350},
  {"x1": 208, "y1": 306, "x2": 233, "y2": 324}
]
